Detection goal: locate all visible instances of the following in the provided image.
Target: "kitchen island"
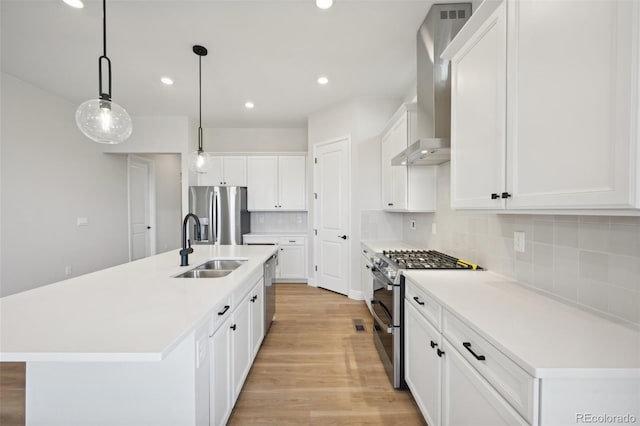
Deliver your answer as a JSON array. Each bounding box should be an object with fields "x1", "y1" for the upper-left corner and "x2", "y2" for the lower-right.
[{"x1": 0, "y1": 245, "x2": 277, "y2": 425}]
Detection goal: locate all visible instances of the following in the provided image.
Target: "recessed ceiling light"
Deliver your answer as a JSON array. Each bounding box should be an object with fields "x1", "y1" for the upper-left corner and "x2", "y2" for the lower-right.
[
  {"x1": 316, "y1": 0, "x2": 333, "y2": 10},
  {"x1": 317, "y1": 76, "x2": 329, "y2": 85},
  {"x1": 245, "y1": 101, "x2": 255, "y2": 109},
  {"x1": 421, "y1": 150, "x2": 428, "y2": 154},
  {"x1": 63, "y1": 0, "x2": 84, "y2": 8},
  {"x1": 160, "y1": 77, "x2": 174, "y2": 85}
]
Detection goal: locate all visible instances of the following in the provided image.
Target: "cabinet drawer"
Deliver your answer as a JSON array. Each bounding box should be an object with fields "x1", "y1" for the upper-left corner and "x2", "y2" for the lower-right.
[
  {"x1": 209, "y1": 296, "x2": 233, "y2": 336},
  {"x1": 278, "y1": 237, "x2": 305, "y2": 245},
  {"x1": 404, "y1": 277, "x2": 442, "y2": 331},
  {"x1": 443, "y1": 310, "x2": 535, "y2": 423}
]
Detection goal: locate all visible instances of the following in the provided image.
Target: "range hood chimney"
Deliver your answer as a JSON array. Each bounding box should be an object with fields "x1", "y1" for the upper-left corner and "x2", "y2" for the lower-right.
[{"x1": 392, "y1": 3, "x2": 470, "y2": 166}]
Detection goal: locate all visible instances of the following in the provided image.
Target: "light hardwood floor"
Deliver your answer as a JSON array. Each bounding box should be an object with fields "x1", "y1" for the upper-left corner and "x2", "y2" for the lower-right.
[
  {"x1": 0, "y1": 284, "x2": 425, "y2": 426},
  {"x1": 228, "y1": 283, "x2": 426, "y2": 425},
  {"x1": 0, "y1": 362, "x2": 25, "y2": 426}
]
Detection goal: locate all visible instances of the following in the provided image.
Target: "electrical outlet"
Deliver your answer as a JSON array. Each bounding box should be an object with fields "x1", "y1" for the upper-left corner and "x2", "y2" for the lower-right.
[
  {"x1": 64, "y1": 266, "x2": 72, "y2": 277},
  {"x1": 409, "y1": 219, "x2": 417, "y2": 230},
  {"x1": 432, "y1": 223, "x2": 437, "y2": 235},
  {"x1": 514, "y1": 231, "x2": 526, "y2": 253},
  {"x1": 76, "y1": 217, "x2": 89, "y2": 226},
  {"x1": 258, "y1": 214, "x2": 265, "y2": 224},
  {"x1": 296, "y1": 215, "x2": 302, "y2": 224}
]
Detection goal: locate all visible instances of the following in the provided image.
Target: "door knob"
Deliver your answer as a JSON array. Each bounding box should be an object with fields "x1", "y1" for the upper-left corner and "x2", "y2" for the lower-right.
[
  {"x1": 147, "y1": 226, "x2": 151, "y2": 229},
  {"x1": 338, "y1": 235, "x2": 348, "y2": 240}
]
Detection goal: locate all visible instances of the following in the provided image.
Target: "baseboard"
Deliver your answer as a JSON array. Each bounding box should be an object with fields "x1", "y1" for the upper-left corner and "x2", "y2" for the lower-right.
[{"x1": 348, "y1": 290, "x2": 364, "y2": 301}]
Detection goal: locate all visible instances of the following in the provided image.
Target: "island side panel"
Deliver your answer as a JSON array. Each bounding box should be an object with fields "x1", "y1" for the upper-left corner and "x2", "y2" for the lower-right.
[{"x1": 25, "y1": 333, "x2": 201, "y2": 426}]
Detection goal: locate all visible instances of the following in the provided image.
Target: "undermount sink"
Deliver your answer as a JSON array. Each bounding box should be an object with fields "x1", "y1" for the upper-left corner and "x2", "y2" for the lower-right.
[{"x1": 173, "y1": 259, "x2": 247, "y2": 279}]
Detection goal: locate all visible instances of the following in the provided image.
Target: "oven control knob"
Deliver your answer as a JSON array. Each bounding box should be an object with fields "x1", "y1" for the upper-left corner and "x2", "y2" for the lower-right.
[
  {"x1": 372, "y1": 256, "x2": 381, "y2": 266},
  {"x1": 387, "y1": 269, "x2": 397, "y2": 280}
]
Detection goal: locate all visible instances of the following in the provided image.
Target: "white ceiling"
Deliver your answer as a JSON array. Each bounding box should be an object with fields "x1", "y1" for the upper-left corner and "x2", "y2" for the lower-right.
[{"x1": 1, "y1": 0, "x2": 434, "y2": 128}]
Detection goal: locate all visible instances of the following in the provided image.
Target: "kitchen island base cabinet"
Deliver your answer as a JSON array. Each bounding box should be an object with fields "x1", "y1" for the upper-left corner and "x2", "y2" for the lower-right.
[
  {"x1": 209, "y1": 278, "x2": 264, "y2": 426},
  {"x1": 25, "y1": 331, "x2": 207, "y2": 426}
]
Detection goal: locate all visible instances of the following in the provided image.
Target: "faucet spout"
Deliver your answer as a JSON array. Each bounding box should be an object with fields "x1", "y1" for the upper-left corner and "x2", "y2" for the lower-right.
[{"x1": 180, "y1": 213, "x2": 201, "y2": 266}]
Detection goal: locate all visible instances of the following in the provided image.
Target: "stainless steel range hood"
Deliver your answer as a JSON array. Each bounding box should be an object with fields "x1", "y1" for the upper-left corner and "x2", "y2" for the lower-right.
[{"x1": 392, "y1": 3, "x2": 470, "y2": 166}]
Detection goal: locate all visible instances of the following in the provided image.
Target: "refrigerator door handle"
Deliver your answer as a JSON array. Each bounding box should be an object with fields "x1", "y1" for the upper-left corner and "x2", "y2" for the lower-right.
[{"x1": 213, "y1": 189, "x2": 218, "y2": 244}]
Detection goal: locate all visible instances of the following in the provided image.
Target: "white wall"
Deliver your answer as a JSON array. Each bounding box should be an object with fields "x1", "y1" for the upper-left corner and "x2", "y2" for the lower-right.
[
  {"x1": 0, "y1": 73, "x2": 129, "y2": 296},
  {"x1": 402, "y1": 163, "x2": 640, "y2": 327},
  {"x1": 308, "y1": 97, "x2": 400, "y2": 299},
  {"x1": 204, "y1": 128, "x2": 307, "y2": 153},
  {"x1": 100, "y1": 115, "x2": 192, "y2": 219}
]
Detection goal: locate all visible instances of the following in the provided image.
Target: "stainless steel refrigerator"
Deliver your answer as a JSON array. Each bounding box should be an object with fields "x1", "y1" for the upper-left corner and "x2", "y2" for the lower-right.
[{"x1": 189, "y1": 186, "x2": 250, "y2": 245}]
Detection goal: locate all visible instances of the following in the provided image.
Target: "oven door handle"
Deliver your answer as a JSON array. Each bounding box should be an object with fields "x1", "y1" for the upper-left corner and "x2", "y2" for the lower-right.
[
  {"x1": 371, "y1": 267, "x2": 397, "y2": 290},
  {"x1": 370, "y1": 304, "x2": 393, "y2": 334}
]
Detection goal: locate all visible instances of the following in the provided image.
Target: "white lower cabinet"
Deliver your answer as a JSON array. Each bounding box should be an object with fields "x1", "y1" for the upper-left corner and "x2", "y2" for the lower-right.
[
  {"x1": 244, "y1": 234, "x2": 308, "y2": 281},
  {"x1": 405, "y1": 301, "x2": 442, "y2": 426},
  {"x1": 210, "y1": 315, "x2": 232, "y2": 426},
  {"x1": 442, "y1": 339, "x2": 528, "y2": 426},
  {"x1": 404, "y1": 278, "x2": 531, "y2": 426},
  {"x1": 209, "y1": 277, "x2": 265, "y2": 426}
]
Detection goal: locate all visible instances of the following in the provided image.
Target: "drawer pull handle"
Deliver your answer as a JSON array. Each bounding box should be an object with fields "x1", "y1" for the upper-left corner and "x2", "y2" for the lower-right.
[
  {"x1": 463, "y1": 342, "x2": 486, "y2": 361},
  {"x1": 430, "y1": 340, "x2": 438, "y2": 349},
  {"x1": 413, "y1": 296, "x2": 425, "y2": 306},
  {"x1": 437, "y1": 348, "x2": 445, "y2": 357},
  {"x1": 218, "y1": 305, "x2": 230, "y2": 316},
  {"x1": 230, "y1": 324, "x2": 237, "y2": 331}
]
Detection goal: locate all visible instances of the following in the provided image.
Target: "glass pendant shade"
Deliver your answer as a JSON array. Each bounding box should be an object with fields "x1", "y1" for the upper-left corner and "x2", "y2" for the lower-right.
[
  {"x1": 188, "y1": 149, "x2": 211, "y2": 174},
  {"x1": 76, "y1": 99, "x2": 132, "y2": 144}
]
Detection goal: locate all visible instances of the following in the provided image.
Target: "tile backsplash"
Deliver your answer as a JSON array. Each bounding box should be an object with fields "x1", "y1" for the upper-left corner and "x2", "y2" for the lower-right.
[
  {"x1": 402, "y1": 163, "x2": 640, "y2": 326},
  {"x1": 250, "y1": 212, "x2": 307, "y2": 233}
]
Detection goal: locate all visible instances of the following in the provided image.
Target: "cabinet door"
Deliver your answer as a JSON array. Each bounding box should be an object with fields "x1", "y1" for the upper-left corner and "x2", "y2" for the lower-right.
[
  {"x1": 381, "y1": 131, "x2": 395, "y2": 209},
  {"x1": 389, "y1": 116, "x2": 408, "y2": 210},
  {"x1": 506, "y1": 0, "x2": 638, "y2": 209},
  {"x1": 249, "y1": 280, "x2": 264, "y2": 360},
  {"x1": 278, "y1": 156, "x2": 306, "y2": 210},
  {"x1": 442, "y1": 340, "x2": 528, "y2": 426},
  {"x1": 361, "y1": 254, "x2": 373, "y2": 313},
  {"x1": 405, "y1": 301, "x2": 442, "y2": 426},
  {"x1": 278, "y1": 244, "x2": 306, "y2": 279},
  {"x1": 210, "y1": 317, "x2": 232, "y2": 426},
  {"x1": 232, "y1": 295, "x2": 252, "y2": 401},
  {"x1": 247, "y1": 156, "x2": 278, "y2": 210},
  {"x1": 198, "y1": 157, "x2": 224, "y2": 186},
  {"x1": 450, "y1": 0, "x2": 507, "y2": 209},
  {"x1": 222, "y1": 156, "x2": 247, "y2": 186}
]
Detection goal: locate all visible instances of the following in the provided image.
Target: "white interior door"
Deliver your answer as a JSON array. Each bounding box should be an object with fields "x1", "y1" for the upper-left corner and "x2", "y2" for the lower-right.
[
  {"x1": 314, "y1": 138, "x2": 350, "y2": 296},
  {"x1": 128, "y1": 155, "x2": 156, "y2": 261}
]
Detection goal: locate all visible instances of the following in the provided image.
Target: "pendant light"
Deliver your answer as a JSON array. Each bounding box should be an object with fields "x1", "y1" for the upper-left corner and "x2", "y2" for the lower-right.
[
  {"x1": 188, "y1": 45, "x2": 211, "y2": 174},
  {"x1": 75, "y1": 0, "x2": 132, "y2": 144}
]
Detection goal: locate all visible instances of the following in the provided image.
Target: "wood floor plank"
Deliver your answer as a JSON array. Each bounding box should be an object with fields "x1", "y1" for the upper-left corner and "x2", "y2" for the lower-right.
[
  {"x1": 0, "y1": 362, "x2": 25, "y2": 426},
  {"x1": 228, "y1": 283, "x2": 426, "y2": 425}
]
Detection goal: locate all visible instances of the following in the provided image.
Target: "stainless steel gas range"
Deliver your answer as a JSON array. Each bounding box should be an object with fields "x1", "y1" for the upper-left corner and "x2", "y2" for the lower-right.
[{"x1": 370, "y1": 249, "x2": 481, "y2": 389}]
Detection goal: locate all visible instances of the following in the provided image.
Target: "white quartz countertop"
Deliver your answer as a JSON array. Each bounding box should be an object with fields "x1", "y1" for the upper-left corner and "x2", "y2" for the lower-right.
[
  {"x1": 243, "y1": 232, "x2": 306, "y2": 237},
  {"x1": 361, "y1": 240, "x2": 421, "y2": 254},
  {"x1": 0, "y1": 245, "x2": 277, "y2": 362},
  {"x1": 404, "y1": 270, "x2": 640, "y2": 378}
]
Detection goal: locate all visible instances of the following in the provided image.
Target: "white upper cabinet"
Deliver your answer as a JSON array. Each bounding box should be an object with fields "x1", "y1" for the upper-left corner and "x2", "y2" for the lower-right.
[
  {"x1": 444, "y1": 0, "x2": 640, "y2": 212},
  {"x1": 381, "y1": 103, "x2": 437, "y2": 212},
  {"x1": 448, "y1": 0, "x2": 507, "y2": 210},
  {"x1": 247, "y1": 155, "x2": 307, "y2": 211},
  {"x1": 198, "y1": 156, "x2": 247, "y2": 187}
]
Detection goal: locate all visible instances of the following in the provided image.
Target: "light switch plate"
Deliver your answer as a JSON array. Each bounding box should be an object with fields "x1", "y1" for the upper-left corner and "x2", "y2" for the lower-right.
[
  {"x1": 432, "y1": 223, "x2": 437, "y2": 235},
  {"x1": 514, "y1": 231, "x2": 525, "y2": 253},
  {"x1": 76, "y1": 217, "x2": 89, "y2": 226}
]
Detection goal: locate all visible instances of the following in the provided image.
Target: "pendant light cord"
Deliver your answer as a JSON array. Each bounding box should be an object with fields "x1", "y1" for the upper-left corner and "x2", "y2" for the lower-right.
[
  {"x1": 98, "y1": 0, "x2": 112, "y2": 101},
  {"x1": 198, "y1": 53, "x2": 203, "y2": 152}
]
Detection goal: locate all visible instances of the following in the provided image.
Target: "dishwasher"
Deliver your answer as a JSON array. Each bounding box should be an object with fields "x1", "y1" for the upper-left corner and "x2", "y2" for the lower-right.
[{"x1": 263, "y1": 253, "x2": 277, "y2": 333}]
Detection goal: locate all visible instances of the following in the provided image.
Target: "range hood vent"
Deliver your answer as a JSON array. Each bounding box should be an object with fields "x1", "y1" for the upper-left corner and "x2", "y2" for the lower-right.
[{"x1": 396, "y1": 3, "x2": 470, "y2": 166}]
